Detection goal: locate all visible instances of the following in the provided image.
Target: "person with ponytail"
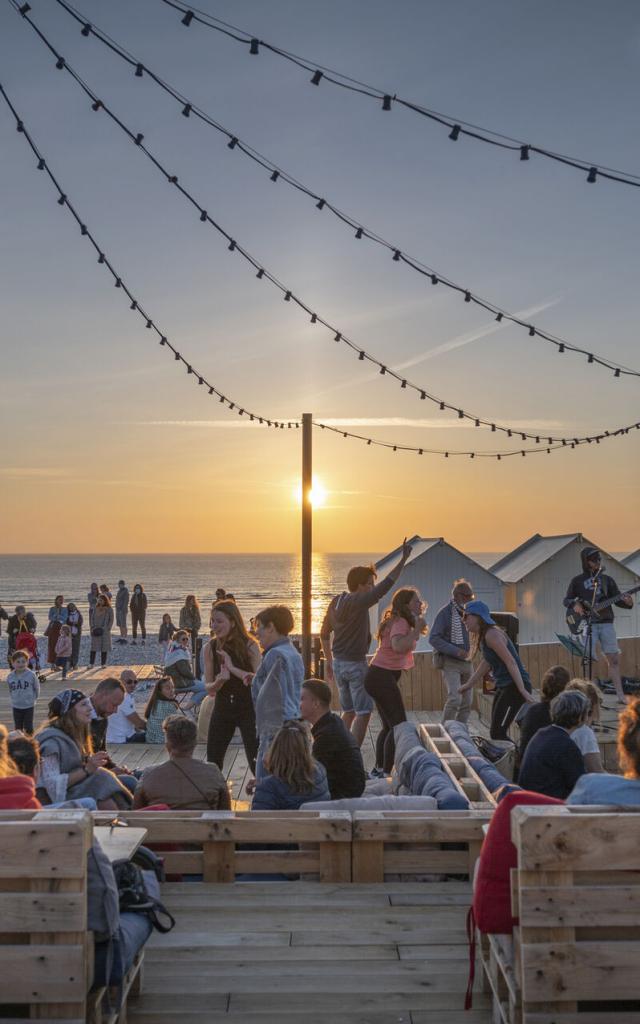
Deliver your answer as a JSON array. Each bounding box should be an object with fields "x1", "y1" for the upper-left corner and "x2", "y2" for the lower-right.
[
  {"x1": 568, "y1": 697, "x2": 640, "y2": 806},
  {"x1": 364, "y1": 588, "x2": 428, "y2": 776},
  {"x1": 459, "y1": 600, "x2": 535, "y2": 740}
]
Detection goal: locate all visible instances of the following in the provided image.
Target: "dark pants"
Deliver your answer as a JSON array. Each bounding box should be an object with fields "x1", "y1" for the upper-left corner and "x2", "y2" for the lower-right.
[
  {"x1": 491, "y1": 682, "x2": 526, "y2": 740},
  {"x1": 131, "y1": 611, "x2": 146, "y2": 639},
  {"x1": 207, "y1": 702, "x2": 258, "y2": 775},
  {"x1": 71, "y1": 634, "x2": 81, "y2": 668},
  {"x1": 90, "y1": 650, "x2": 108, "y2": 667},
  {"x1": 56, "y1": 656, "x2": 69, "y2": 679},
  {"x1": 13, "y1": 706, "x2": 34, "y2": 733},
  {"x1": 364, "y1": 664, "x2": 406, "y2": 773}
]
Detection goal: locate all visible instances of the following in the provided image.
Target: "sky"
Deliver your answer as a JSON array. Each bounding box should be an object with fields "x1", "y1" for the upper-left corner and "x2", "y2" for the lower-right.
[{"x1": 1, "y1": 0, "x2": 639, "y2": 554}]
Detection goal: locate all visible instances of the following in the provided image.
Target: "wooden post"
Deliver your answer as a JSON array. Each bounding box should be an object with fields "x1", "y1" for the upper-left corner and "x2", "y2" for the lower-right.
[{"x1": 301, "y1": 412, "x2": 313, "y2": 677}]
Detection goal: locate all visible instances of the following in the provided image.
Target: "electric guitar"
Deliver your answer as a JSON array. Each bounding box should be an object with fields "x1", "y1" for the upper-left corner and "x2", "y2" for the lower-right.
[{"x1": 565, "y1": 585, "x2": 640, "y2": 635}]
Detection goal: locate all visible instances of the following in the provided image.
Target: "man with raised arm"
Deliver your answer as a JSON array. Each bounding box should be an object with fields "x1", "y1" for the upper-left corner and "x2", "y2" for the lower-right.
[{"x1": 320, "y1": 538, "x2": 412, "y2": 747}]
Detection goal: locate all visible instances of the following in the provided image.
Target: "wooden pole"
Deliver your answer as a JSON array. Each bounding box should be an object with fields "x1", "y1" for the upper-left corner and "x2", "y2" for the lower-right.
[{"x1": 301, "y1": 412, "x2": 313, "y2": 677}]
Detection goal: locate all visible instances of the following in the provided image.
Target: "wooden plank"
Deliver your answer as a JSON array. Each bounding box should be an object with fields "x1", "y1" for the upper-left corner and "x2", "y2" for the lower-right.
[
  {"x1": 384, "y1": 850, "x2": 470, "y2": 873},
  {"x1": 228, "y1": 992, "x2": 491, "y2": 1012},
  {"x1": 94, "y1": 826, "x2": 147, "y2": 864},
  {"x1": 512, "y1": 807, "x2": 640, "y2": 871},
  {"x1": 351, "y1": 839, "x2": 384, "y2": 883},
  {"x1": 352, "y1": 812, "x2": 490, "y2": 843},
  {"x1": 523, "y1": 1014, "x2": 640, "y2": 1024},
  {"x1": 0, "y1": 892, "x2": 84, "y2": 931},
  {"x1": 292, "y1": 926, "x2": 467, "y2": 946},
  {"x1": 130, "y1": 1013, "x2": 415, "y2": 1024},
  {"x1": 0, "y1": 820, "x2": 91, "y2": 878},
  {"x1": 202, "y1": 840, "x2": 235, "y2": 883},
  {"x1": 1, "y1": 946, "x2": 85, "y2": 1001},
  {"x1": 146, "y1": 943, "x2": 400, "y2": 961},
  {"x1": 520, "y1": 940, "x2": 640, "y2": 1002},
  {"x1": 318, "y1": 841, "x2": 351, "y2": 883},
  {"x1": 518, "y1": 884, "x2": 640, "y2": 927}
]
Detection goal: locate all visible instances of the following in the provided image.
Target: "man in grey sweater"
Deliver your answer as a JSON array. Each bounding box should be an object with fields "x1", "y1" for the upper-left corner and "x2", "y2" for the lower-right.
[{"x1": 320, "y1": 539, "x2": 412, "y2": 747}]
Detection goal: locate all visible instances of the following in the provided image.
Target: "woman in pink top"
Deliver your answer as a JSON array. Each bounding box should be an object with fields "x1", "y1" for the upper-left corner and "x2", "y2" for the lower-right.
[{"x1": 364, "y1": 588, "x2": 428, "y2": 776}]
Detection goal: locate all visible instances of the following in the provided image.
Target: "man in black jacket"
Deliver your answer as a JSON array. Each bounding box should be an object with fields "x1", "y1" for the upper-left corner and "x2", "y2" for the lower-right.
[
  {"x1": 564, "y1": 546, "x2": 634, "y2": 703},
  {"x1": 300, "y1": 679, "x2": 366, "y2": 800}
]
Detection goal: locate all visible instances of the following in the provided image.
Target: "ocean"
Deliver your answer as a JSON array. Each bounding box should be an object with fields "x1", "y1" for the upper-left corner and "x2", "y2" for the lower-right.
[{"x1": 0, "y1": 552, "x2": 502, "y2": 636}]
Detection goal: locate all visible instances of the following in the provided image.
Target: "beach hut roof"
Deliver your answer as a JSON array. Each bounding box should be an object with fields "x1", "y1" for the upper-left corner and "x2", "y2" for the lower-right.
[
  {"x1": 623, "y1": 548, "x2": 640, "y2": 573},
  {"x1": 375, "y1": 536, "x2": 499, "y2": 579},
  {"x1": 491, "y1": 532, "x2": 633, "y2": 584}
]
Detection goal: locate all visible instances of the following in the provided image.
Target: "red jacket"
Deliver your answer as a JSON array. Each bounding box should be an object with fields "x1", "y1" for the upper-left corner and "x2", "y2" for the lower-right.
[{"x1": 0, "y1": 775, "x2": 42, "y2": 809}]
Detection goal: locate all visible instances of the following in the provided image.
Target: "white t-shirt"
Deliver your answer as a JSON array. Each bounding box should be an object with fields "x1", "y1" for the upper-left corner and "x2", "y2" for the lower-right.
[
  {"x1": 571, "y1": 724, "x2": 600, "y2": 756},
  {"x1": 106, "y1": 692, "x2": 138, "y2": 743}
]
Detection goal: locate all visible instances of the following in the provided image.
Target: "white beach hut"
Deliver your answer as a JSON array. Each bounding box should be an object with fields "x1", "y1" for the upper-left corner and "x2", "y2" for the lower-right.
[
  {"x1": 491, "y1": 533, "x2": 640, "y2": 644},
  {"x1": 369, "y1": 536, "x2": 504, "y2": 652},
  {"x1": 623, "y1": 549, "x2": 640, "y2": 576}
]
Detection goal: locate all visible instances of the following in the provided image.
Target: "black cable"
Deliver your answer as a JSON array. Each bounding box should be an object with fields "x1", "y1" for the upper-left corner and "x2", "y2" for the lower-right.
[
  {"x1": 4, "y1": 80, "x2": 628, "y2": 461},
  {"x1": 45, "y1": 0, "x2": 640, "y2": 380},
  {"x1": 157, "y1": 0, "x2": 640, "y2": 189},
  {"x1": 9, "y1": 0, "x2": 639, "y2": 449}
]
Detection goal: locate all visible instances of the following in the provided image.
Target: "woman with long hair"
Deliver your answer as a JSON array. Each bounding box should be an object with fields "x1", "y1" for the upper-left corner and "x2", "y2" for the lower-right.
[
  {"x1": 179, "y1": 594, "x2": 201, "y2": 654},
  {"x1": 46, "y1": 594, "x2": 67, "y2": 669},
  {"x1": 87, "y1": 582, "x2": 99, "y2": 628},
  {"x1": 518, "y1": 664, "x2": 569, "y2": 761},
  {"x1": 89, "y1": 593, "x2": 114, "y2": 667},
  {"x1": 364, "y1": 587, "x2": 428, "y2": 775},
  {"x1": 251, "y1": 720, "x2": 330, "y2": 810},
  {"x1": 144, "y1": 676, "x2": 180, "y2": 744},
  {"x1": 66, "y1": 602, "x2": 83, "y2": 670},
  {"x1": 459, "y1": 600, "x2": 535, "y2": 739},
  {"x1": 36, "y1": 689, "x2": 131, "y2": 808},
  {"x1": 204, "y1": 600, "x2": 261, "y2": 773}
]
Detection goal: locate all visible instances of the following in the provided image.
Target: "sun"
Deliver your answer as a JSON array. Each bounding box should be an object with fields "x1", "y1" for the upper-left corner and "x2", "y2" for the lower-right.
[{"x1": 293, "y1": 477, "x2": 328, "y2": 508}]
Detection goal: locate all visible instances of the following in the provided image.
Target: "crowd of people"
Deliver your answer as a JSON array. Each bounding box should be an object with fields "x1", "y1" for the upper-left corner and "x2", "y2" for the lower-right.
[{"x1": 2, "y1": 540, "x2": 638, "y2": 811}]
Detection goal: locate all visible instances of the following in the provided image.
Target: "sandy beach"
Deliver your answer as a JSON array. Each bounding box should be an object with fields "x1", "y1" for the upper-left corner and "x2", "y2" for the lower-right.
[{"x1": 0, "y1": 634, "x2": 165, "y2": 671}]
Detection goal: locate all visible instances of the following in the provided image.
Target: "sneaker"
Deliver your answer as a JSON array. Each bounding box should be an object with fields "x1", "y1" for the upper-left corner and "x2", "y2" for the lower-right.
[
  {"x1": 368, "y1": 767, "x2": 386, "y2": 779},
  {"x1": 130, "y1": 640, "x2": 137, "y2": 646},
  {"x1": 115, "y1": 638, "x2": 126, "y2": 645}
]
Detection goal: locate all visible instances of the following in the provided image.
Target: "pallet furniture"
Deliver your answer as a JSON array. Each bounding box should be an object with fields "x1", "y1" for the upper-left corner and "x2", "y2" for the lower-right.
[
  {"x1": 479, "y1": 805, "x2": 640, "y2": 1023},
  {"x1": 0, "y1": 810, "x2": 144, "y2": 1024},
  {"x1": 419, "y1": 722, "x2": 498, "y2": 808}
]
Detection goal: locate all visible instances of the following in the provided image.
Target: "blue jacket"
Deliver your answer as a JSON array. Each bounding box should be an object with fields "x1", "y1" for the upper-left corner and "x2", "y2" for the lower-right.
[
  {"x1": 252, "y1": 763, "x2": 330, "y2": 810},
  {"x1": 251, "y1": 638, "x2": 304, "y2": 734},
  {"x1": 429, "y1": 601, "x2": 469, "y2": 658}
]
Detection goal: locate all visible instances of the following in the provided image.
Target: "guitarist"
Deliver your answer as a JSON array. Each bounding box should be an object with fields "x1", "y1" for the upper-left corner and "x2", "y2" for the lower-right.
[{"x1": 564, "y1": 546, "x2": 634, "y2": 704}]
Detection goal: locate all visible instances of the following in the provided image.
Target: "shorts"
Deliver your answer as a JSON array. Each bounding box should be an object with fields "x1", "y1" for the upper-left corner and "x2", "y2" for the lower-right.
[
  {"x1": 333, "y1": 658, "x2": 374, "y2": 716},
  {"x1": 116, "y1": 609, "x2": 128, "y2": 628},
  {"x1": 590, "y1": 622, "x2": 620, "y2": 656}
]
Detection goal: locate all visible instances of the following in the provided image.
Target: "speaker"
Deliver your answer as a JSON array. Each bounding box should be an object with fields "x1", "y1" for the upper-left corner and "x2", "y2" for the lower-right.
[{"x1": 491, "y1": 611, "x2": 519, "y2": 649}]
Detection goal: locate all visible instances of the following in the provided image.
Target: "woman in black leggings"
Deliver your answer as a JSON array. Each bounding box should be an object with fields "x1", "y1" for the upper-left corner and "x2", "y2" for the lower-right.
[
  {"x1": 365, "y1": 588, "x2": 428, "y2": 775},
  {"x1": 204, "y1": 600, "x2": 261, "y2": 775}
]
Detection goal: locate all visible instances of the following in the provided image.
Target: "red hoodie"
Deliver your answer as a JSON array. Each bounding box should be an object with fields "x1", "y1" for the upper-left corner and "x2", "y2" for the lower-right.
[{"x1": 0, "y1": 775, "x2": 42, "y2": 809}]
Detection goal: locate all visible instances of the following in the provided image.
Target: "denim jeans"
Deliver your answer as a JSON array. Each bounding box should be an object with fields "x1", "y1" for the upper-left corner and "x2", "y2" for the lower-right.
[{"x1": 333, "y1": 658, "x2": 374, "y2": 715}]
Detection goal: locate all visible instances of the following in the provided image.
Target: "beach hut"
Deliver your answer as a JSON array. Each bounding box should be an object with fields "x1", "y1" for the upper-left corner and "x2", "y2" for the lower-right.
[
  {"x1": 369, "y1": 536, "x2": 503, "y2": 652},
  {"x1": 623, "y1": 548, "x2": 640, "y2": 576},
  {"x1": 491, "y1": 533, "x2": 640, "y2": 644}
]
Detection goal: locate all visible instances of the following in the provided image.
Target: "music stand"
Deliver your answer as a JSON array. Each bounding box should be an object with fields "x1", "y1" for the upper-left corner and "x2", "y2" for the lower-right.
[
  {"x1": 555, "y1": 634, "x2": 584, "y2": 659},
  {"x1": 580, "y1": 606, "x2": 596, "y2": 680}
]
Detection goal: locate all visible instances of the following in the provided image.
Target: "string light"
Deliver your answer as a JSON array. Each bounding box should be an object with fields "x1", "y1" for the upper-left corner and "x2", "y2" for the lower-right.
[
  {"x1": 42, "y1": 0, "x2": 640, "y2": 379},
  {"x1": 12, "y1": 16, "x2": 636, "y2": 449},
  {"x1": 152, "y1": 0, "x2": 640, "y2": 190},
  {"x1": 6, "y1": 86, "x2": 627, "y2": 464}
]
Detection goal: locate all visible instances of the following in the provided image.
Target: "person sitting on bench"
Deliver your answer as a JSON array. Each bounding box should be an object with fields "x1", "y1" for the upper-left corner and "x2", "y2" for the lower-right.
[
  {"x1": 133, "y1": 716, "x2": 231, "y2": 810},
  {"x1": 300, "y1": 679, "x2": 366, "y2": 799}
]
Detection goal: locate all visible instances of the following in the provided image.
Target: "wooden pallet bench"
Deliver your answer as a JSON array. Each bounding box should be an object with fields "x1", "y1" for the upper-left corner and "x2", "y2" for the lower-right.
[
  {"x1": 0, "y1": 810, "x2": 144, "y2": 1024},
  {"x1": 478, "y1": 804, "x2": 640, "y2": 1024}
]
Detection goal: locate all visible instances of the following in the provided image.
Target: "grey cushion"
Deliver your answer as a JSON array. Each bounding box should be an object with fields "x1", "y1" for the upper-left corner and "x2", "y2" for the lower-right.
[{"x1": 305, "y1": 794, "x2": 437, "y2": 812}]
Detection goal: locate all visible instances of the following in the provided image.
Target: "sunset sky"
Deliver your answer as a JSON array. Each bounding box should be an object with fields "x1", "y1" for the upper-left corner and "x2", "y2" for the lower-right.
[{"x1": 1, "y1": 0, "x2": 639, "y2": 554}]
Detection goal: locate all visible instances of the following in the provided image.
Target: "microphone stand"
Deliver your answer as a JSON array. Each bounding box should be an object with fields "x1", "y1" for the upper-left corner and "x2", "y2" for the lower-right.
[{"x1": 580, "y1": 567, "x2": 602, "y2": 681}]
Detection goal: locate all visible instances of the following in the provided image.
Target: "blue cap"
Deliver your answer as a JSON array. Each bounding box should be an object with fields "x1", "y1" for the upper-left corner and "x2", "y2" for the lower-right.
[{"x1": 464, "y1": 600, "x2": 496, "y2": 626}]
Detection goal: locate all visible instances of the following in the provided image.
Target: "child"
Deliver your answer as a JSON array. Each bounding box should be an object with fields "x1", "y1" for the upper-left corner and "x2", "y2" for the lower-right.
[
  {"x1": 7, "y1": 650, "x2": 40, "y2": 733},
  {"x1": 55, "y1": 624, "x2": 73, "y2": 680},
  {"x1": 158, "y1": 613, "x2": 176, "y2": 656},
  {"x1": 144, "y1": 676, "x2": 179, "y2": 744}
]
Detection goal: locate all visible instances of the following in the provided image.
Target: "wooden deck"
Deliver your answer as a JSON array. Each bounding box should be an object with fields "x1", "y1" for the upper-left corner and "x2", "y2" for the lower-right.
[
  {"x1": 0, "y1": 664, "x2": 492, "y2": 801},
  {"x1": 128, "y1": 880, "x2": 490, "y2": 1023}
]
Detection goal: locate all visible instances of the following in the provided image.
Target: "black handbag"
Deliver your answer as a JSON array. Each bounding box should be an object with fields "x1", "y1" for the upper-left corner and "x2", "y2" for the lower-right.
[
  {"x1": 112, "y1": 847, "x2": 175, "y2": 934},
  {"x1": 91, "y1": 627, "x2": 104, "y2": 637}
]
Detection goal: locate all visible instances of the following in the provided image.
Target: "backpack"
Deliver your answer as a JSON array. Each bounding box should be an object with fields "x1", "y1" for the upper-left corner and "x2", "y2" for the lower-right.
[{"x1": 112, "y1": 845, "x2": 175, "y2": 934}]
